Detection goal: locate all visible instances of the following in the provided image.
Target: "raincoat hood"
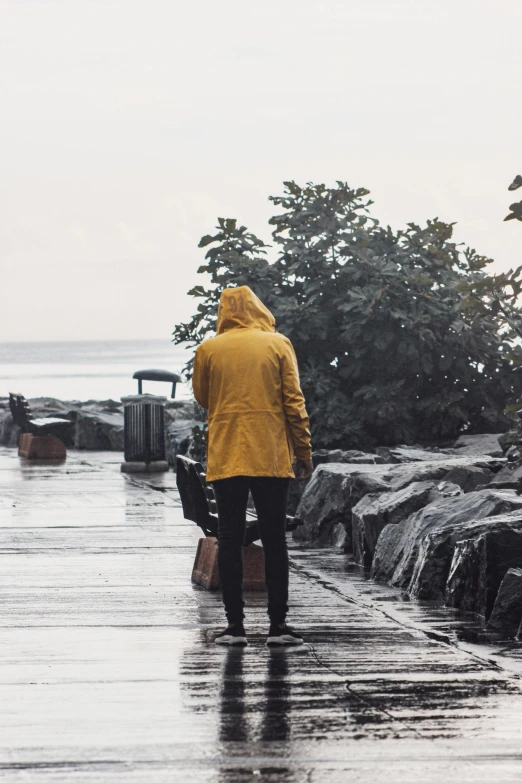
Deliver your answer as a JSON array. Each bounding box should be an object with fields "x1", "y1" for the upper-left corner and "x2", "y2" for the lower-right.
[{"x1": 216, "y1": 286, "x2": 275, "y2": 335}]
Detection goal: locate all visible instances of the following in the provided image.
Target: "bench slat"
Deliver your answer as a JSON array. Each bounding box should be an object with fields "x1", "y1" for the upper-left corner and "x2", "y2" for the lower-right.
[{"x1": 30, "y1": 417, "x2": 72, "y2": 428}]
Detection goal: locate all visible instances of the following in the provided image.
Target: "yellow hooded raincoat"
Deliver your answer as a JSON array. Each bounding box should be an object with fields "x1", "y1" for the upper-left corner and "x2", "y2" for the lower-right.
[{"x1": 192, "y1": 286, "x2": 312, "y2": 482}]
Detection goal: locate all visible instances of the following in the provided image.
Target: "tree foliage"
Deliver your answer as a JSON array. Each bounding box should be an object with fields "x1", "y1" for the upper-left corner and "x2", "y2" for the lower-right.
[
  {"x1": 500, "y1": 174, "x2": 522, "y2": 476},
  {"x1": 173, "y1": 181, "x2": 522, "y2": 449}
]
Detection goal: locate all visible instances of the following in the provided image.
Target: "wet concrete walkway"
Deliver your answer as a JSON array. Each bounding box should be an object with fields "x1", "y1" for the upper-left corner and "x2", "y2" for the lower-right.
[{"x1": 1, "y1": 447, "x2": 522, "y2": 782}]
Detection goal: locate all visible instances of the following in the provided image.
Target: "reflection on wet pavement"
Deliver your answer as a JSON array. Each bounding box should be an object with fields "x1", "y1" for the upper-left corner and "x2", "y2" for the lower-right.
[{"x1": 1, "y1": 447, "x2": 522, "y2": 782}]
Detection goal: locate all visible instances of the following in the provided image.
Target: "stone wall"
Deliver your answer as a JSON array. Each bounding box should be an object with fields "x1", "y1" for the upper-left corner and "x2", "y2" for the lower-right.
[{"x1": 295, "y1": 434, "x2": 522, "y2": 637}]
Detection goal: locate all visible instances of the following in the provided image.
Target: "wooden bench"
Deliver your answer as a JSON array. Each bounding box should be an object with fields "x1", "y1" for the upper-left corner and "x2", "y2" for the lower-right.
[
  {"x1": 9, "y1": 393, "x2": 72, "y2": 460},
  {"x1": 175, "y1": 455, "x2": 303, "y2": 589}
]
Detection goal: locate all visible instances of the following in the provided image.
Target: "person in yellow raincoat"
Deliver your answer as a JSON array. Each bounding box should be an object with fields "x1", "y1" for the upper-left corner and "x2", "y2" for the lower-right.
[{"x1": 192, "y1": 285, "x2": 313, "y2": 646}]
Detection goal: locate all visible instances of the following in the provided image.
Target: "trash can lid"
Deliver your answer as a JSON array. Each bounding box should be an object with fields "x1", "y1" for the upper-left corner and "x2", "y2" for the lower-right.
[
  {"x1": 121, "y1": 394, "x2": 168, "y2": 406},
  {"x1": 133, "y1": 369, "x2": 182, "y2": 383}
]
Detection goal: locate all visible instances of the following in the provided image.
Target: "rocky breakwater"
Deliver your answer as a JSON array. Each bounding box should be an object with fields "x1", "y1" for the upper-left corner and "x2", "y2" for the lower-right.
[
  {"x1": 73, "y1": 401, "x2": 125, "y2": 450},
  {"x1": 295, "y1": 434, "x2": 522, "y2": 637},
  {"x1": 0, "y1": 396, "x2": 126, "y2": 451},
  {"x1": 351, "y1": 480, "x2": 463, "y2": 569},
  {"x1": 486, "y1": 568, "x2": 522, "y2": 636},
  {"x1": 0, "y1": 396, "x2": 197, "y2": 454},
  {"x1": 371, "y1": 489, "x2": 522, "y2": 592},
  {"x1": 164, "y1": 402, "x2": 206, "y2": 466},
  {"x1": 371, "y1": 489, "x2": 522, "y2": 635},
  {"x1": 295, "y1": 441, "x2": 502, "y2": 549}
]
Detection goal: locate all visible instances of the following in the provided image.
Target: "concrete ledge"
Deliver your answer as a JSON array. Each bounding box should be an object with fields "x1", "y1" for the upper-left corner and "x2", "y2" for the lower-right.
[
  {"x1": 18, "y1": 433, "x2": 67, "y2": 460},
  {"x1": 192, "y1": 537, "x2": 266, "y2": 591}
]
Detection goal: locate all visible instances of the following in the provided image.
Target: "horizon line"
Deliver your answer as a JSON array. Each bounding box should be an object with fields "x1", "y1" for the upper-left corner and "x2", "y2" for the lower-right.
[{"x1": 0, "y1": 337, "x2": 183, "y2": 345}]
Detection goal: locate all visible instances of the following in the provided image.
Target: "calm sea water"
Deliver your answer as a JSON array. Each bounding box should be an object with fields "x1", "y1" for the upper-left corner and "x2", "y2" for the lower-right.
[{"x1": 0, "y1": 339, "x2": 194, "y2": 402}]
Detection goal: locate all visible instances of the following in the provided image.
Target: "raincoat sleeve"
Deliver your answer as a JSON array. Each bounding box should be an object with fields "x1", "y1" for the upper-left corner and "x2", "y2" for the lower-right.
[
  {"x1": 280, "y1": 339, "x2": 312, "y2": 461},
  {"x1": 192, "y1": 345, "x2": 209, "y2": 410}
]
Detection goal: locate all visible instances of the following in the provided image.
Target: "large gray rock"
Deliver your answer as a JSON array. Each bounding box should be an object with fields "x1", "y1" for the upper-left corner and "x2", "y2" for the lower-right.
[
  {"x1": 351, "y1": 481, "x2": 462, "y2": 568},
  {"x1": 0, "y1": 399, "x2": 13, "y2": 444},
  {"x1": 444, "y1": 524, "x2": 522, "y2": 618},
  {"x1": 165, "y1": 399, "x2": 198, "y2": 423},
  {"x1": 1, "y1": 412, "x2": 21, "y2": 447},
  {"x1": 453, "y1": 432, "x2": 505, "y2": 458},
  {"x1": 375, "y1": 446, "x2": 457, "y2": 463},
  {"x1": 294, "y1": 463, "x2": 389, "y2": 546},
  {"x1": 165, "y1": 419, "x2": 205, "y2": 466},
  {"x1": 486, "y1": 462, "x2": 522, "y2": 490},
  {"x1": 386, "y1": 459, "x2": 504, "y2": 490},
  {"x1": 498, "y1": 431, "x2": 518, "y2": 453},
  {"x1": 312, "y1": 449, "x2": 385, "y2": 466},
  {"x1": 486, "y1": 567, "x2": 522, "y2": 636},
  {"x1": 295, "y1": 455, "x2": 505, "y2": 546},
  {"x1": 443, "y1": 464, "x2": 494, "y2": 492},
  {"x1": 371, "y1": 489, "x2": 522, "y2": 591},
  {"x1": 74, "y1": 406, "x2": 124, "y2": 450},
  {"x1": 410, "y1": 496, "x2": 522, "y2": 601}
]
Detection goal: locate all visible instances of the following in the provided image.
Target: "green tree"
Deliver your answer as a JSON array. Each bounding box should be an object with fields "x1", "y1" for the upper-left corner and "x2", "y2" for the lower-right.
[{"x1": 174, "y1": 181, "x2": 522, "y2": 449}]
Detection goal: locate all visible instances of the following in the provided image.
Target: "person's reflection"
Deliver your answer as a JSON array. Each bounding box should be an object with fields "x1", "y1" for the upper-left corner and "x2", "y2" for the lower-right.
[
  {"x1": 217, "y1": 647, "x2": 292, "y2": 746},
  {"x1": 260, "y1": 647, "x2": 291, "y2": 742},
  {"x1": 218, "y1": 646, "x2": 248, "y2": 743},
  {"x1": 217, "y1": 648, "x2": 295, "y2": 783}
]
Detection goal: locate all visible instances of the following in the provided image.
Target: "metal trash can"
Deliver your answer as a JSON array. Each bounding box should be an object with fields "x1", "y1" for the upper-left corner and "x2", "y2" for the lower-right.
[
  {"x1": 121, "y1": 394, "x2": 168, "y2": 473},
  {"x1": 120, "y1": 368, "x2": 181, "y2": 474}
]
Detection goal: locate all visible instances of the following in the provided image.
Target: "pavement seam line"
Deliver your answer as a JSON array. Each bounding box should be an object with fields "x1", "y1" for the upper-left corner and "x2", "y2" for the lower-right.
[
  {"x1": 304, "y1": 641, "x2": 427, "y2": 741},
  {"x1": 303, "y1": 596, "x2": 514, "y2": 769}
]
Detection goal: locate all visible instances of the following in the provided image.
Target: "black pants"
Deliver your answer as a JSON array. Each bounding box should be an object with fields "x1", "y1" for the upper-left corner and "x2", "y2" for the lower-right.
[{"x1": 212, "y1": 477, "x2": 290, "y2": 625}]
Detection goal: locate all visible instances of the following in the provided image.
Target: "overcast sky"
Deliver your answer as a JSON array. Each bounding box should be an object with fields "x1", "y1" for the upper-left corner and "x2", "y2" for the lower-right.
[{"x1": 1, "y1": 0, "x2": 521, "y2": 342}]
